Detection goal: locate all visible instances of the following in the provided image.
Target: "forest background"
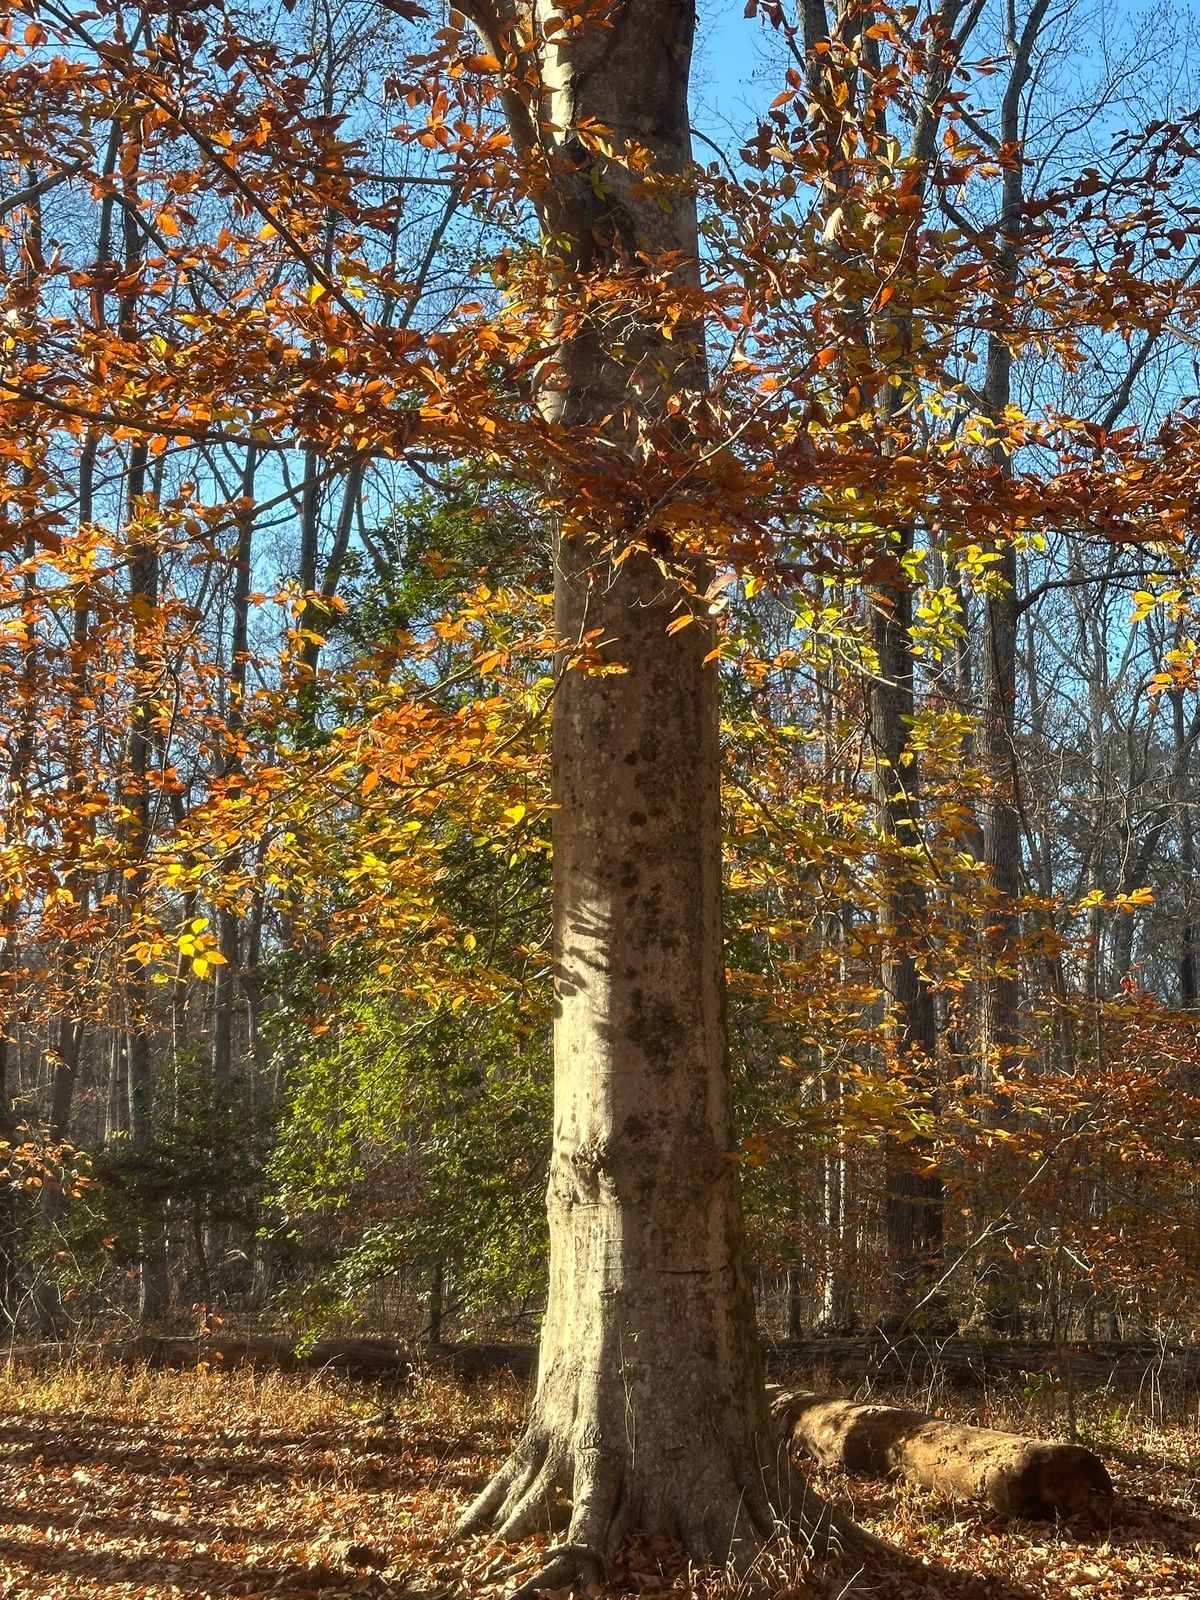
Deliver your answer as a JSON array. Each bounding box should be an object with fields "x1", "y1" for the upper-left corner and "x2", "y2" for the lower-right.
[{"x1": 1, "y1": 0, "x2": 1199, "y2": 1362}]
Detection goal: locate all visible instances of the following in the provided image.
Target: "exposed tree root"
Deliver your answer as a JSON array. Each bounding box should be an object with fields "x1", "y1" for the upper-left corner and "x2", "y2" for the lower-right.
[
  {"x1": 509, "y1": 1543, "x2": 608, "y2": 1600},
  {"x1": 457, "y1": 1423, "x2": 893, "y2": 1597}
]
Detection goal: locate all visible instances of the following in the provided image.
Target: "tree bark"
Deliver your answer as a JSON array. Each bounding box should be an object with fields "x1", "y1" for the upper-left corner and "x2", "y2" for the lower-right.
[
  {"x1": 117, "y1": 138, "x2": 168, "y2": 1325},
  {"x1": 453, "y1": 0, "x2": 870, "y2": 1582},
  {"x1": 772, "y1": 1388, "x2": 1114, "y2": 1519},
  {"x1": 978, "y1": 0, "x2": 1050, "y2": 1081},
  {"x1": 870, "y1": 549, "x2": 944, "y2": 1314},
  {"x1": 973, "y1": 0, "x2": 1051, "y2": 1337}
]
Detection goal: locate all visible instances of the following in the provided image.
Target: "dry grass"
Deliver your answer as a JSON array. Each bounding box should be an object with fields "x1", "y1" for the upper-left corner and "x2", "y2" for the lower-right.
[{"x1": 0, "y1": 1355, "x2": 1195, "y2": 1599}]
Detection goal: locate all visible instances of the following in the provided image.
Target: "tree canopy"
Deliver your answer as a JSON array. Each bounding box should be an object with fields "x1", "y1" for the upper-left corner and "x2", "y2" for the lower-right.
[{"x1": 1, "y1": 2, "x2": 1200, "y2": 1579}]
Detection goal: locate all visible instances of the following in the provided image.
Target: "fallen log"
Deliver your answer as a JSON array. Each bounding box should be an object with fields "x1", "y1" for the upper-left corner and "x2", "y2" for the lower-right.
[
  {"x1": 7, "y1": 1333, "x2": 1192, "y2": 1396},
  {"x1": 112, "y1": 1333, "x2": 417, "y2": 1383},
  {"x1": 763, "y1": 1337, "x2": 1199, "y2": 1388},
  {"x1": 771, "y1": 1387, "x2": 1114, "y2": 1519},
  {"x1": 427, "y1": 1341, "x2": 538, "y2": 1382},
  {"x1": 108, "y1": 1335, "x2": 538, "y2": 1385}
]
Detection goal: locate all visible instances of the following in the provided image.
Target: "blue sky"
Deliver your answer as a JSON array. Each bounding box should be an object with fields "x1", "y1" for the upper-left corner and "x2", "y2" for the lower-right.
[{"x1": 693, "y1": 2, "x2": 778, "y2": 144}]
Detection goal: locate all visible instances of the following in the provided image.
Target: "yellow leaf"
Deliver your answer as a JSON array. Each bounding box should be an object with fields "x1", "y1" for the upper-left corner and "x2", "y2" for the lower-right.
[
  {"x1": 503, "y1": 803, "x2": 527, "y2": 825},
  {"x1": 192, "y1": 956, "x2": 210, "y2": 978},
  {"x1": 308, "y1": 281, "x2": 327, "y2": 304}
]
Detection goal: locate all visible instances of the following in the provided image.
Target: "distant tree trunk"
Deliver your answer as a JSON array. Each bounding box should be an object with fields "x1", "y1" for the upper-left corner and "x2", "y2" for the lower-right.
[
  {"x1": 125, "y1": 436, "x2": 168, "y2": 1325},
  {"x1": 816, "y1": 891, "x2": 854, "y2": 1332},
  {"x1": 38, "y1": 124, "x2": 123, "y2": 1336},
  {"x1": 980, "y1": 574, "x2": 1021, "y2": 1078},
  {"x1": 0, "y1": 485, "x2": 36, "y2": 1322},
  {"x1": 818, "y1": 1061, "x2": 854, "y2": 1332},
  {"x1": 2, "y1": 182, "x2": 53, "y2": 1319},
  {"x1": 118, "y1": 146, "x2": 168, "y2": 1324},
  {"x1": 206, "y1": 446, "x2": 260, "y2": 1291},
  {"x1": 35, "y1": 1021, "x2": 83, "y2": 1333},
  {"x1": 802, "y1": 0, "x2": 973, "y2": 1319},
  {"x1": 427, "y1": 1261, "x2": 445, "y2": 1346},
  {"x1": 973, "y1": 0, "x2": 1051, "y2": 1337},
  {"x1": 979, "y1": 0, "x2": 1050, "y2": 1089},
  {"x1": 870, "y1": 544, "x2": 944, "y2": 1317}
]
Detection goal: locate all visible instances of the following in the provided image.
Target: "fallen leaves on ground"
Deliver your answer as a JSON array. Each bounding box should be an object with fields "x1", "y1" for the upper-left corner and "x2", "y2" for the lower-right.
[{"x1": 0, "y1": 1358, "x2": 1195, "y2": 1598}]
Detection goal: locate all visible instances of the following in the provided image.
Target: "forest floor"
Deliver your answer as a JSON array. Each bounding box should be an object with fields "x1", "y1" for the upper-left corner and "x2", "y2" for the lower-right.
[{"x1": 0, "y1": 1355, "x2": 1195, "y2": 1600}]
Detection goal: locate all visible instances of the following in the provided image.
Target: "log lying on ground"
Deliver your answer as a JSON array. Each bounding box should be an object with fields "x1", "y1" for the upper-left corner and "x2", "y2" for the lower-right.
[
  {"x1": 112, "y1": 1333, "x2": 418, "y2": 1383},
  {"x1": 106, "y1": 1335, "x2": 538, "y2": 1385},
  {"x1": 427, "y1": 1341, "x2": 538, "y2": 1382},
  {"x1": 764, "y1": 1337, "x2": 1200, "y2": 1388},
  {"x1": 11, "y1": 1333, "x2": 1190, "y2": 1396},
  {"x1": 771, "y1": 1387, "x2": 1115, "y2": 1519}
]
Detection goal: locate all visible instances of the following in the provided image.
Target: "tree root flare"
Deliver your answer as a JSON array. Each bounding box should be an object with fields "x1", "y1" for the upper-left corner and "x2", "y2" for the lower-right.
[
  {"x1": 458, "y1": 1429, "x2": 896, "y2": 1598},
  {"x1": 508, "y1": 1542, "x2": 607, "y2": 1600},
  {"x1": 455, "y1": 1443, "x2": 532, "y2": 1539}
]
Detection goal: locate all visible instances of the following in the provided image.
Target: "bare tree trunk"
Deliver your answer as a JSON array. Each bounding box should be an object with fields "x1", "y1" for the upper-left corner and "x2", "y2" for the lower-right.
[
  {"x1": 1, "y1": 177, "x2": 57, "y2": 1321},
  {"x1": 801, "y1": 0, "x2": 979, "y2": 1318},
  {"x1": 34, "y1": 1021, "x2": 83, "y2": 1333},
  {"x1": 36, "y1": 126, "x2": 120, "y2": 1333},
  {"x1": 205, "y1": 447, "x2": 261, "y2": 1291},
  {"x1": 870, "y1": 550, "x2": 944, "y2": 1317},
  {"x1": 978, "y1": 0, "x2": 1051, "y2": 1082},
  {"x1": 0, "y1": 476, "x2": 36, "y2": 1322},
  {"x1": 116, "y1": 140, "x2": 167, "y2": 1324},
  {"x1": 455, "y1": 1, "x2": 869, "y2": 1580},
  {"x1": 426, "y1": 1262, "x2": 445, "y2": 1346},
  {"x1": 125, "y1": 437, "x2": 168, "y2": 1325},
  {"x1": 1175, "y1": 689, "x2": 1199, "y2": 1005},
  {"x1": 973, "y1": 0, "x2": 1051, "y2": 1336}
]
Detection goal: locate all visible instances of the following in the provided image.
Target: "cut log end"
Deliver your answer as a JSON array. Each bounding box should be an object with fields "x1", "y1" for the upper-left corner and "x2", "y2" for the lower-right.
[
  {"x1": 772, "y1": 1388, "x2": 1115, "y2": 1521},
  {"x1": 992, "y1": 1441, "x2": 1116, "y2": 1519}
]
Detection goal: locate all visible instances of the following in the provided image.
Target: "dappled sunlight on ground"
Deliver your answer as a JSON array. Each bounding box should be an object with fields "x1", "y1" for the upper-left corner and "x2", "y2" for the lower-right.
[{"x1": 0, "y1": 1361, "x2": 1195, "y2": 1598}]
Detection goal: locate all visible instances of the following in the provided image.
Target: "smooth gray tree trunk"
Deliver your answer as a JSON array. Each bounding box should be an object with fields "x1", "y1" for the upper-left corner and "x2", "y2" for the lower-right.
[{"x1": 453, "y1": 1, "x2": 865, "y2": 1582}]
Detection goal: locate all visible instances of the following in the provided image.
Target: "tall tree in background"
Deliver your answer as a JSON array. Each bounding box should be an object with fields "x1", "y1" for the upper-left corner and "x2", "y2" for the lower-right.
[{"x1": 977, "y1": 0, "x2": 1049, "y2": 1102}]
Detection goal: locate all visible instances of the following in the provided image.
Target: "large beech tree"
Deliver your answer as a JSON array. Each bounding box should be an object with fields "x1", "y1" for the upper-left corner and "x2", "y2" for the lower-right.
[
  {"x1": 451, "y1": 0, "x2": 863, "y2": 1584},
  {"x1": 7, "y1": 0, "x2": 1200, "y2": 1571}
]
